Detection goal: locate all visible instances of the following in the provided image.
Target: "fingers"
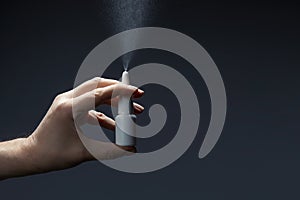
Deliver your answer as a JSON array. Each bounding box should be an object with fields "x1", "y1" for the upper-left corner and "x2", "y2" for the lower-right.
[
  {"x1": 118, "y1": 145, "x2": 137, "y2": 153},
  {"x1": 133, "y1": 102, "x2": 144, "y2": 114},
  {"x1": 73, "y1": 83, "x2": 144, "y2": 112},
  {"x1": 80, "y1": 111, "x2": 137, "y2": 161},
  {"x1": 79, "y1": 134, "x2": 137, "y2": 161},
  {"x1": 86, "y1": 110, "x2": 115, "y2": 131},
  {"x1": 85, "y1": 143, "x2": 136, "y2": 161},
  {"x1": 83, "y1": 111, "x2": 137, "y2": 156},
  {"x1": 69, "y1": 77, "x2": 141, "y2": 161},
  {"x1": 104, "y1": 97, "x2": 145, "y2": 114},
  {"x1": 72, "y1": 77, "x2": 119, "y2": 98},
  {"x1": 95, "y1": 83, "x2": 144, "y2": 105}
]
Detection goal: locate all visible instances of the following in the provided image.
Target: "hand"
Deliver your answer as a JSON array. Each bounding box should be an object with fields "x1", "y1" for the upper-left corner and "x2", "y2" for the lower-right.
[{"x1": 0, "y1": 77, "x2": 144, "y2": 180}]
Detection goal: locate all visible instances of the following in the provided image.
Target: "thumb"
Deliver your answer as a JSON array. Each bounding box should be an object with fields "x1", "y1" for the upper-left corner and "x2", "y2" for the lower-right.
[{"x1": 78, "y1": 132, "x2": 136, "y2": 161}]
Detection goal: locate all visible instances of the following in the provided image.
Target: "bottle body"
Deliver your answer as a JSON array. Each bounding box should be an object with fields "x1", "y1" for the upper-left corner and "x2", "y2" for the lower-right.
[
  {"x1": 115, "y1": 70, "x2": 136, "y2": 146},
  {"x1": 115, "y1": 114, "x2": 136, "y2": 146}
]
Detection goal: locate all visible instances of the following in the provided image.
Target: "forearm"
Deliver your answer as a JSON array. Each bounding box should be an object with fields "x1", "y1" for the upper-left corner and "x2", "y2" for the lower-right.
[
  {"x1": 0, "y1": 137, "x2": 38, "y2": 180},
  {"x1": 0, "y1": 133, "x2": 86, "y2": 181}
]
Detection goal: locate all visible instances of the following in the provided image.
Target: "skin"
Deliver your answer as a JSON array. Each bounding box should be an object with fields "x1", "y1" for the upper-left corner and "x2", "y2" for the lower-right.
[{"x1": 0, "y1": 77, "x2": 144, "y2": 180}]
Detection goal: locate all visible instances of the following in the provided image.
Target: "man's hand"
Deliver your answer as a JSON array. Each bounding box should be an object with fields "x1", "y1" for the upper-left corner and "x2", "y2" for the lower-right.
[{"x1": 0, "y1": 77, "x2": 144, "y2": 180}]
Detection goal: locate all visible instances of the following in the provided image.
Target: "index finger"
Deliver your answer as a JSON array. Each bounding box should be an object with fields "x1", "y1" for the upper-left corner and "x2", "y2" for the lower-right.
[
  {"x1": 72, "y1": 77, "x2": 120, "y2": 98},
  {"x1": 73, "y1": 83, "x2": 144, "y2": 112}
]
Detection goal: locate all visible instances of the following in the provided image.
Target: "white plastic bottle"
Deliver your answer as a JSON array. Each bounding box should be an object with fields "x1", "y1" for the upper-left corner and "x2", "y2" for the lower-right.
[{"x1": 115, "y1": 71, "x2": 136, "y2": 146}]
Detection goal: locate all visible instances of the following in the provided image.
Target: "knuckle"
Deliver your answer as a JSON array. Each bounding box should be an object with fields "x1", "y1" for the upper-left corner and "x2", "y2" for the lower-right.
[
  {"x1": 94, "y1": 88, "x2": 103, "y2": 98},
  {"x1": 91, "y1": 77, "x2": 102, "y2": 84},
  {"x1": 110, "y1": 84, "x2": 122, "y2": 97},
  {"x1": 54, "y1": 99, "x2": 71, "y2": 112},
  {"x1": 111, "y1": 79, "x2": 119, "y2": 85},
  {"x1": 54, "y1": 94, "x2": 64, "y2": 102}
]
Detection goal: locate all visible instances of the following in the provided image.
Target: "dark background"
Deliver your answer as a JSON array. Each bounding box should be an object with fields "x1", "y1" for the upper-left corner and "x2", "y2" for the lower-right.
[{"x1": 0, "y1": 0, "x2": 299, "y2": 199}]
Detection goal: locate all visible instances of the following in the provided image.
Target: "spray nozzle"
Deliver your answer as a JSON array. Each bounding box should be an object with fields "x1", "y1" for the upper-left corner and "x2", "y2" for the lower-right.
[{"x1": 118, "y1": 70, "x2": 134, "y2": 115}]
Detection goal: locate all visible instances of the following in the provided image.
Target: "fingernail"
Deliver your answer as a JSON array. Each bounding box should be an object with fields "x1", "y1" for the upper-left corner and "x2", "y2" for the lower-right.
[
  {"x1": 136, "y1": 104, "x2": 144, "y2": 111},
  {"x1": 130, "y1": 88, "x2": 143, "y2": 98},
  {"x1": 138, "y1": 89, "x2": 144, "y2": 94}
]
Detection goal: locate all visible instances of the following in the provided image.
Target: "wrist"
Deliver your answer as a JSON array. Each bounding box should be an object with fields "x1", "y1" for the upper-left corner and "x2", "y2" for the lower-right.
[
  {"x1": 23, "y1": 135, "x2": 48, "y2": 174},
  {"x1": 24, "y1": 134, "x2": 68, "y2": 174},
  {"x1": 27, "y1": 131, "x2": 88, "y2": 172}
]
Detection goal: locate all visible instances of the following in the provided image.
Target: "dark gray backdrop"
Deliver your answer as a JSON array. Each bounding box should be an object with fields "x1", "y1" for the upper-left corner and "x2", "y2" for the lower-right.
[{"x1": 0, "y1": 0, "x2": 299, "y2": 199}]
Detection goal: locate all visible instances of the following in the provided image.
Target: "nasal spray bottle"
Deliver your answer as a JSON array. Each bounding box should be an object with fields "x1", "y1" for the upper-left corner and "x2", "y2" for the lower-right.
[{"x1": 115, "y1": 70, "x2": 136, "y2": 146}]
